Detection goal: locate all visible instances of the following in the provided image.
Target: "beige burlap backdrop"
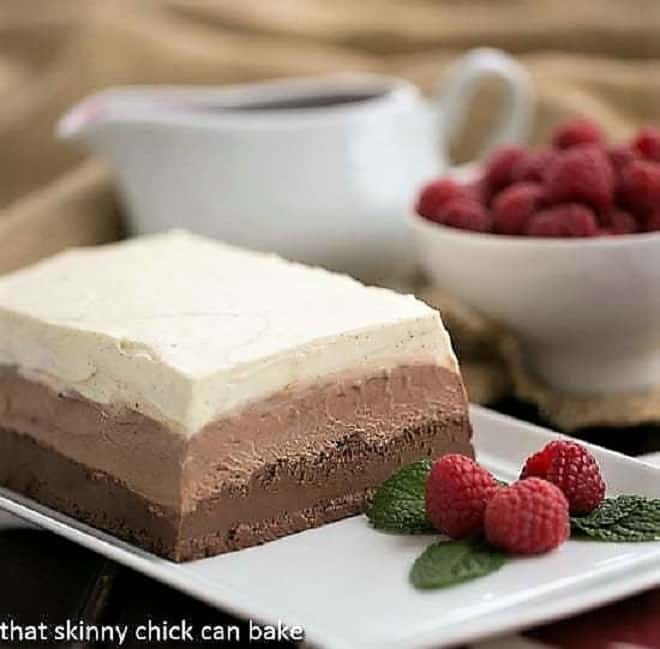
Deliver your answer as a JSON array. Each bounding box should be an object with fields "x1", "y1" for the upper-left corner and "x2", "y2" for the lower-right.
[{"x1": 2, "y1": 0, "x2": 660, "y2": 429}]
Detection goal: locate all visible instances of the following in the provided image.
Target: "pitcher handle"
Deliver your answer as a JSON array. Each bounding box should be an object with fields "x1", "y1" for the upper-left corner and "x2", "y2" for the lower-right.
[{"x1": 436, "y1": 48, "x2": 533, "y2": 161}]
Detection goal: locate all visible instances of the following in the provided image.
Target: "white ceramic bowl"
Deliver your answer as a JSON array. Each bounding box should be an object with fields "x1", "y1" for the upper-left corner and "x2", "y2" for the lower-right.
[{"x1": 410, "y1": 209, "x2": 660, "y2": 394}]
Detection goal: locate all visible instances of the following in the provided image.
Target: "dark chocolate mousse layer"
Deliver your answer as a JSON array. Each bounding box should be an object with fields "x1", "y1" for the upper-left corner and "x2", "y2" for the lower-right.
[{"x1": 0, "y1": 365, "x2": 471, "y2": 561}]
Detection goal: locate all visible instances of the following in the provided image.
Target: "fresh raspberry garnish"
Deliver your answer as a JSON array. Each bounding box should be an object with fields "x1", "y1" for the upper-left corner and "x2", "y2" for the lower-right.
[
  {"x1": 521, "y1": 445, "x2": 554, "y2": 477},
  {"x1": 621, "y1": 159, "x2": 660, "y2": 214},
  {"x1": 436, "y1": 198, "x2": 492, "y2": 233},
  {"x1": 602, "y1": 208, "x2": 639, "y2": 234},
  {"x1": 492, "y1": 182, "x2": 544, "y2": 235},
  {"x1": 485, "y1": 478, "x2": 570, "y2": 554},
  {"x1": 425, "y1": 454, "x2": 499, "y2": 538},
  {"x1": 416, "y1": 179, "x2": 470, "y2": 220},
  {"x1": 520, "y1": 440, "x2": 606, "y2": 514},
  {"x1": 526, "y1": 204, "x2": 599, "y2": 237},
  {"x1": 632, "y1": 126, "x2": 660, "y2": 162},
  {"x1": 545, "y1": 144, "x2": 615, "y2": 213},
  {"x1": 513, "y1": 149, "x2": 558, "y2": 183},
  {"x1": 484, "y1": 145, "x2": 530, "y2": 194},
  {"x1": 551, "y1": 119, "x2": 605, "y2": 150}
]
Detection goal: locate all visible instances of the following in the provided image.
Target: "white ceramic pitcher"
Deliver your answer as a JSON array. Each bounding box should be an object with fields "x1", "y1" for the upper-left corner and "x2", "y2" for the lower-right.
[{"x1": 58, "y1": 48, "x2": 532, "y2": 280}]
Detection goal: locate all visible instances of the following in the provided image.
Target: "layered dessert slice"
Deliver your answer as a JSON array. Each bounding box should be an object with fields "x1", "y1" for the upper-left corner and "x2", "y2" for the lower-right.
[{"x1": 0, "y1": 231, "x2": 471, "y2": 561}]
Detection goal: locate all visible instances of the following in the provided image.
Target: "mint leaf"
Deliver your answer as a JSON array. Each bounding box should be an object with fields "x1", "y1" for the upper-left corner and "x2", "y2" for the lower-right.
[
  {"x1": 571, "y1": 496, "x2": 660, "y2": 542},
  {"x1": 410, "y1": 539, "x2": 508, "y2": 590},
  {"x1": 571, "y1": 495, "x2": 642, "y2": 530},
  {"x1": 621, "y1": 499, "x2": 660, "y2": 529},
  {"x1": 577, "y1": 525, "x2": 660, "y2": 542},
  {"x1": 367, "y1": 459, "x2": 434, "y2": 533}
]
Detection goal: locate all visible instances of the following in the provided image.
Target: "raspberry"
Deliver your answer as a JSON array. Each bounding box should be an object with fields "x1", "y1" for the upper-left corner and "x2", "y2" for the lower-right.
[
  {"x1": 513, "y1": 149, "x2": 558, "y2": 183},
  {"x1": 608, "y1": 144, "x2": 636, "y2": 177},
  {"x1": 416, "y1": 179, "x2": 470, "y2": 220},
  {"x1": 552, "y1": 119, "x2": 605, "y2": 150},
  {"x1": 602, "y1": 208, "x2": 639, "y2": 234},
  {"x1": 645, "y1": 208, "x2": 660, "y2": 232},
  {"x1": 545, "y1": 145, "x2": 615, "y2": 213},
  {"x1": 425, "y1": 454, "x2": 499, "y2": 538},
  {"x1": 485, "y1": 478, "x2": 570, "y2": 554},
  {"x1": 633, "y1": 126, "x2": 660, "y2": 162},
  {"x1": 621, "y1": 159, "x2": 660, "y2": 214},
  {"x1": 465, "y1": 179, "x2": 488, "y2": 203},
  {"x1": 484, "y1": 146, "x2": 530, "y2": 194},
  {"x1": 526, "y1": 204, "x2": 599, "y2": 237},
  {"x1": 521, "y1": 440, "x2": 606, "y2": 514},
  {"x1": 436, "y1": 198, "x2": 492, "y2": 233},
  {"x1": 492, "y1": 182, "x2": 544, "y2": 235}
]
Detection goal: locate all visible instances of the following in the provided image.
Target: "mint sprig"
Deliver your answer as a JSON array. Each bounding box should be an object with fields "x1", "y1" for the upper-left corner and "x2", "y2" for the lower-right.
[
  {"x1": 571, "y1": 495, "x2": 641, "y2": 528},
  {"x1": 367, "y1": 459, "x2": 434, "y2": 533},
  {"x1": 571, "y1": 495, "x2": 660, "y2": 542},
  {"x1": 410, "y1": 539, "x2": 508, "y2": 589},
  {"x1": 367, "y1": 460, "x2": 509, "y2": 590}
]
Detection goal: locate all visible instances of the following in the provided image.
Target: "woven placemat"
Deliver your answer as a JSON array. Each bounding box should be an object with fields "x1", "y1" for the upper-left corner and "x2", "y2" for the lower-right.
[{"x1": 419, "y1": 284, "x2": 660, "y2": 432}]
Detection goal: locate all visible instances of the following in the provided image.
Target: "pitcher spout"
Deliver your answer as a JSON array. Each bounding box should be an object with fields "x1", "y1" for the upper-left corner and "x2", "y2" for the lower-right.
[
  {"x1": 57, "y1": 91, "x2": 113, "y2": 142},
  {"x1": 57, "y1": 87, "x2": 157, "y2": 146}
]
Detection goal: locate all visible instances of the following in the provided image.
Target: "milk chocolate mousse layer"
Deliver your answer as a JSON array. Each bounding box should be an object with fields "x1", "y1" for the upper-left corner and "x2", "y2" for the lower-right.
[
  {"x1": 0, "y1": 364, "x2": 470, "y2": 561},
  {"x1": 0, "y1": 232, "x2": 472, "y2": 561}
]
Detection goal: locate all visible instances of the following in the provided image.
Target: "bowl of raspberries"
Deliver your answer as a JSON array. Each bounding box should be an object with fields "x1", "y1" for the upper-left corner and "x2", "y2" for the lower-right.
[{"x1": 410, "y1": 119, "x2": 660, "y2": 395}]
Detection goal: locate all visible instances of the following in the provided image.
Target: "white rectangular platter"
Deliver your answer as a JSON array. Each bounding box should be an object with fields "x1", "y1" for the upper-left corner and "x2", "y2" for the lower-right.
[{"x1": 0, "y1": 405, "x2": 658, "y2": 649}]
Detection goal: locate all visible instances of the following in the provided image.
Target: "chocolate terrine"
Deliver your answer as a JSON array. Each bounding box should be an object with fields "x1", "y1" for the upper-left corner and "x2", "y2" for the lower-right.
[{"x1": 0, "y1": 231, "x2": 472, "y2": 561}]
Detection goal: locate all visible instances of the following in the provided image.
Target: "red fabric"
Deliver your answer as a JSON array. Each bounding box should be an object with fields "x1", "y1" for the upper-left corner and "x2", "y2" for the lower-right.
[{"x1": 526, "y1": 587, "x2": 660, "y2": 649}]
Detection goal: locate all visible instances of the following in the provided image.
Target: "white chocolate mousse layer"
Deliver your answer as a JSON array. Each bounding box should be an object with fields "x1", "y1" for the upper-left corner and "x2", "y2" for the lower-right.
[{"x1": 0, "y1": 231, "x2": 457, "y2": 435}]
